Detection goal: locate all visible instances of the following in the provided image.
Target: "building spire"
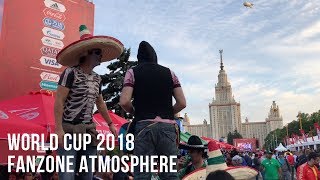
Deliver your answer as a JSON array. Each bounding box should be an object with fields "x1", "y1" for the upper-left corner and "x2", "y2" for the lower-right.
[{"x1": 219, "y1": 49, "x2": 224, "y2": 70}]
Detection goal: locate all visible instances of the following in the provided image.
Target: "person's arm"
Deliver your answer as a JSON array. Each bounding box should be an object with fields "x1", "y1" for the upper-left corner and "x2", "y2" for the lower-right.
[
  {"x1": 171, "y1": 71, "x2": 186, "y2": 114},
  {"x1": 96, "y1": 95, "x2": 117, "y2": 137},
  {"x1": 54, "y1": 68, "x2": 73, "y2": 147},
  {"x1": 119, "y1": 87, "x2": 134, "y2": 114},
  {"x1": 119, "y1": 69, "x2": 135, "y2": 114},
  {"x1": 54, "y1": 86, "x2": 69, "y2": 146},
  {"x1": 173, "y1": 87, "x2": 186, "y2": 114}
]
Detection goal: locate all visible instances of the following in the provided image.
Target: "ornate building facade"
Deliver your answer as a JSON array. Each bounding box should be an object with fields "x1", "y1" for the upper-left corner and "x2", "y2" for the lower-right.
[
  {"x1": 183, "y1": 113, "x2": 212, "y2": 138},
  {"x1": 181, "y1": 50, "x2": 283, "y2": 148},
  {"x1": 241, "y1": 101, "x2": 283, "y2": 148},
  {"x1": 209, "y1": 50, "x2": 242, "y2": 139}
]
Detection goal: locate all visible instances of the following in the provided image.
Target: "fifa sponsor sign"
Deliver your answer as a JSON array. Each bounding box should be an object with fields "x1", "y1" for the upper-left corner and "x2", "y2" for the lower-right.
[
  {"x1": 41, "y1": 36, "x2": 64, "y2": 49},
  {"x1": 40, "y1": 56, "x2": 62, "y2": 69},
  {"x1": 42, "y1": 27, "x2": 65, "y2": 40},
  {"x1": 40, "y1": 72, "x2": 60, "y2": 82},
  {"x1": 43, "y1": 8, "x2": 66, "y2": 22},
  {"x1": 43, "y1": 17, "x2": 65, "y2": 31},
  {"x1": 40, "y1": 46, "x2": 60, "y2": 58},
  {"x1": 40, "y1": 80, "x2": 58, "y2": 91},
  {"x1": 44, "y1": 0, "x2": 66, "y2": 13}
]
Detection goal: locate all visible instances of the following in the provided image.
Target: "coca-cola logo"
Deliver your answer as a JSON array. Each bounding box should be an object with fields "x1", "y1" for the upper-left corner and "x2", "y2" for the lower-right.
[{"x1": 43, "y1": 8, "x2": 66, "y2": 22}]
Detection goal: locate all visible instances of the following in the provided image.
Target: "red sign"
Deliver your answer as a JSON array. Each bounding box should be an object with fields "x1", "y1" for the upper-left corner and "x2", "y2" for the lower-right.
[
  {"x1": 0, "y1": 0, "x2": 94, "y2": 100},
  {"x1": 43, "y1": 8, "x2": 66, "y2": 22},
  {"x1": 233, "y1": 138, "x2": 257, "y2": 151}
]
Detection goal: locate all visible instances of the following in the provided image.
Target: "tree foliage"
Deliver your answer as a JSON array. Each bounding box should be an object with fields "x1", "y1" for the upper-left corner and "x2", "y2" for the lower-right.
[
  {"x1": 227, "y1": 130, "x2": 243, "y2": 145},
  {"x1": 263, "y1": 110, "x2": 320, "y2": 150},
  {"x1": 100, "y1": 48, "x2": 138, "y2": 118}
]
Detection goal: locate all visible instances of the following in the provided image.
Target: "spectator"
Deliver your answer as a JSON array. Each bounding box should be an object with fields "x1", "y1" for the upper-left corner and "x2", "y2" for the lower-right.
[
  {"x1": 253, "y1": 154, "x2": 261, "y2": 180},
  {"x1": 278, "y1": 153, "x2": 292, "y2": 180},
  {"x1": 178, "y1": 135, "x2": 208, "y2": 179},
  {"x1": 23, "y1": 172, "x2": 33, "y2": 180},
  {"x1": 244, "y1": 152, "x2": 253, "y2": 167},
  {"x1": 296, "y1": 152, "x2": 320, "y2": 180},
  {"x1": 8, "y1": 171, "x2": 18, "y2": 180},
  {"x1": 261, "y1": 151, "x2": 282, "y2": 180},
  {"x1": 206, "y1": 170, "x2": 235, "y2": 180},
  {"x1": 232, "y1": 155, "x2": 243, "y2": 166},
  {"x1": 120, "y1": 41, "x2": 186, "y2": 179},
  {"x1": 50, "y1": 172, "x2": 59, "y2": 180},
  {"x1": 296, "y1": 149, "x2": 311, "y2": 169}
]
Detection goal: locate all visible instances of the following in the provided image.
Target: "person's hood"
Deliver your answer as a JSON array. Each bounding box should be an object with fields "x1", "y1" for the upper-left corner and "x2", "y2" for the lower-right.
[{"x1": 137, "y1": 41, "x2": 157, "y2": 64}]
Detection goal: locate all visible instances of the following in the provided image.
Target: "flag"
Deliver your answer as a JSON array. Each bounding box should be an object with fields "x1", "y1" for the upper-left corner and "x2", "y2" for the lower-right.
[
  {"x1": 314, "y1": 123, "x2": 320, "y2": 140},
  {"x1": 290, "y1": 134, "x2": 295, "y2": 144},
  {"x1": 300, "y1": 129, "x2": 307, "y2": 142}
]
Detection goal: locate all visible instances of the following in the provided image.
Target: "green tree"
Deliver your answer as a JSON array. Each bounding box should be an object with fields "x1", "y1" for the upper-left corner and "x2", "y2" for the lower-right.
[
  {"x1": 227, "y1": 130, "x2": 243, "y2": 145},
  {"x1": 100, "y1": 48, "x2": 138, "y2": 118},
  {"x1": 263, "y1": 110, "x2": 320, "y2": 149},
  {"x1": 227, "y1": 132, "x2": 233, "y2": 145}
]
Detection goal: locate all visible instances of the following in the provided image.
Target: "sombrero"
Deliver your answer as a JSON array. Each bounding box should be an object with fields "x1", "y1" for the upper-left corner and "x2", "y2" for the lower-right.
[
  {"x1": 56, "y1": 25, "x2": 124, "y2": 67},
  {"x1": 182, "y1": 141, "x2": 258, "y2": 180},
  {"x1": 179, "y1": 135, "x2": 208, "y2": 150}
]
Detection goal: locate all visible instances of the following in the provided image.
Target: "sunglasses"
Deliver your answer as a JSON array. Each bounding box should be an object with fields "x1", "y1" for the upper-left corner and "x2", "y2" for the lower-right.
[{"x1": 89, "y1": 49, "x2": 102, "y2": 56}]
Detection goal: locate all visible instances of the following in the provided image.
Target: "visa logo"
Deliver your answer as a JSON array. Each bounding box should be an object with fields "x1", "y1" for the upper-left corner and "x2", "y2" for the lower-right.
[{"x1": 40, "y1": 56, "x2": 62, "y2": 68}]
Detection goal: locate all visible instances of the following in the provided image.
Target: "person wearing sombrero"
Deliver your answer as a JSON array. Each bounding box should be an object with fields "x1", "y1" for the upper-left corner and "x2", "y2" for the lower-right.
[
  {"x1": 54, "y1": 25, "x2": 123, "y2": 180},
  {"x1": 182, "y1": 140, "x2": 258, "y2": 180},
  {"x1": 178, "y1": 135, "x2": 208, "y2": 179}
]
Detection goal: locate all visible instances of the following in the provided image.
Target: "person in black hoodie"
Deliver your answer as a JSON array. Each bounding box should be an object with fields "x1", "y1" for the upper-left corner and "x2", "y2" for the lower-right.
[{"x1": 120, "y1": 41, "x2": 186, "y2": 179}]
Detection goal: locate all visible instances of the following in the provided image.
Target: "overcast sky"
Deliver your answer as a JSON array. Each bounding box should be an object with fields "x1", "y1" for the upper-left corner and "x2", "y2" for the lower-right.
[{"x1": 92, "y1": 0, "x2": 320, "y2": 125}]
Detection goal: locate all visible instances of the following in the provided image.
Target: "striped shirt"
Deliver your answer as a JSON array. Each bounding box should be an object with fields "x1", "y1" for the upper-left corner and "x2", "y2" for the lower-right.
[{"x1": 58, "y1": 66, "x2": 101, "y2": 123}]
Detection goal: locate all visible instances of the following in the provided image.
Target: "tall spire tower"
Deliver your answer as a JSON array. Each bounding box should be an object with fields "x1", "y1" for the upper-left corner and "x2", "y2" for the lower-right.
[
  {"x1": 219, "y1": 49, "x2": 224, "y2": 70},
  {"x1": 209, "y1": 50, "x2": 242, "y2": 139}
]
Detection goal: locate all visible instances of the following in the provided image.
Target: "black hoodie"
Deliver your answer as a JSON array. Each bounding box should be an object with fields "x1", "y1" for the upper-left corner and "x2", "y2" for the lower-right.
[
  {"x1": 137, "y1": 41, "x2": 158, "y2": 64},
  {"x1": 132, "y1": 41, "x2": 174, "y2": 121}
]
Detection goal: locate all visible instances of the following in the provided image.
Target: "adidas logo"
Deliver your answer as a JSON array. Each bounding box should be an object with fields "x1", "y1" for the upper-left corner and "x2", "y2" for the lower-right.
[{"x1": 50, "y1": 3, "x2": 60, "y2": 10}]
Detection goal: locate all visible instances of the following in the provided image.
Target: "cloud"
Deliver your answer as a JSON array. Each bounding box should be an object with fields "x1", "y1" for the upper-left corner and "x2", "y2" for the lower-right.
[{"x1": 93, "y1": 0, "x2": 320, "y2": 129}]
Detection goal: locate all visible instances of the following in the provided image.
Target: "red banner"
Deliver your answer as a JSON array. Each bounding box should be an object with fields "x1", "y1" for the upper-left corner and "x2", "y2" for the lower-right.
[
  {"x1": 314, "y1": 123, "x2": 320, "y2": 140},
  {"x1": 300, "y1": 129, "x2": 307, "y2": 142},
  {"x1": 0, "y1": 0, "x2": 94, "y2": 101}
]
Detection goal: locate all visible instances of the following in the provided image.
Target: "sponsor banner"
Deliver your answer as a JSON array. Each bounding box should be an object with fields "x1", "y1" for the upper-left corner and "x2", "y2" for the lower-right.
[
  {"x1": 42, "y1": 27, "x2": 65, "y2": 40},
  {"x1": 40, "y1": 56, "x2": 62, "y2": 69},
  {"x1": 43, "y1": 8, "x2": 66, "y2": 22},
  {"x1": 41, "y1": 36, "x2": 64, "y2": 49},
  {"x1": 40, "y1": 72, "x2": 60, "y2": 82},
  {"x1": 44, "y1": 0, "x2": 66, "y2": 13},
  {"x1": 40, "y1": 46, "x2": 60, "y2": 58},
  {"x1": 40, "y1": 80, "x2": 58, "y2": 91},
  {"x1": 43, "y1": 17, "x2": 65, "y2": 31}
]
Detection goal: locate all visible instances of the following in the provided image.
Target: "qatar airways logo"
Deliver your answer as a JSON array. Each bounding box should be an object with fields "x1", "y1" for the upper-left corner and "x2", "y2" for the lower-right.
[
  {"x1": 40, "y1": 46, "x2": 60, "y2": 58},
  {"x1": 42, "y1": 27, "x2": 65, "y2": 40}
]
